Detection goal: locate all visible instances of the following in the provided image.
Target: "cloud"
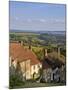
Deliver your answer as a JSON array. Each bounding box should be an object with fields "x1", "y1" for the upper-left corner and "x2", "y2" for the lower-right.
[
  {"x1": 10, "y1": 17, "x2": 65, "y2": 31},
  {"x1": 51, "y1": 19, "x2": 65, "y2": 23},
  {"x1": 15, "y1": 17, "x2": 19, "y2": 21},
  {"x1": 39, "y1": 19, "x2": 46, "y2": 22},
  {"x1": 27, "y1": 19, "x2": 32, "y2": 22}
]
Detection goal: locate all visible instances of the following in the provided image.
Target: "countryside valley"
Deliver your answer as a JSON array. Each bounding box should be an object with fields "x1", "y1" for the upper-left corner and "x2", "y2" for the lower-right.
[{"x1": 9, "y1": 30, "x2": 66, "y2": 88}]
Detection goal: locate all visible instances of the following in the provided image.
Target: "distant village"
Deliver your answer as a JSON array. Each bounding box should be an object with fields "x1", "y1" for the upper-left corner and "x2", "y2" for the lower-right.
[{"x1": 10, "y1": 41, "x2": 66, "y2": 84}]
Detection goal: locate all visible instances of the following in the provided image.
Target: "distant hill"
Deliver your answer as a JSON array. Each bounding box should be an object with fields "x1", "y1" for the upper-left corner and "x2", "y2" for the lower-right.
[{"x1": 10, "y1": 30, "x2": 65, "y2": 35}]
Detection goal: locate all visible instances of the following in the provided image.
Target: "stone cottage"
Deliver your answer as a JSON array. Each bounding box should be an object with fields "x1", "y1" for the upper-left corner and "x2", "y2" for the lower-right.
[{"x1": 41, "y1": 48, "x2": 65, "y2": 83}]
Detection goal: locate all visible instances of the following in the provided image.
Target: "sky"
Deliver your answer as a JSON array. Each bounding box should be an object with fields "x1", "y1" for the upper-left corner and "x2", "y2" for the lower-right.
[{"x1": 9, "y1": 1, "x2": 66, "y2": 31}]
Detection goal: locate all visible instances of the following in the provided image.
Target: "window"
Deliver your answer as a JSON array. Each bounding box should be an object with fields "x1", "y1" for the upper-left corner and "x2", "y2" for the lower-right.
[
  {"x1": 38, "y1": 65, "x2": 40, "y2": 68},
  {"x1": 33, "y1": 65, "x2": 35, "y2": 70}
]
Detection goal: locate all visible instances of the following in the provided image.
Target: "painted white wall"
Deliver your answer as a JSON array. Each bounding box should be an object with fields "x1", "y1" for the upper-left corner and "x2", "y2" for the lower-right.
[
  {"x1": 20, "y1": 60, "x2": 31, "y2": 79},
  {"x1": 31, "y1": 63, "x2": 42, "y2": 75},
  {"x1": 25, "y1": 60, "x2": 31, "y2": 79}
]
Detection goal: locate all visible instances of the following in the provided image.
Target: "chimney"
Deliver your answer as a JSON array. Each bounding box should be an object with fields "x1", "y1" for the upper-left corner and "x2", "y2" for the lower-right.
[
  {"x1": 43, "y1": 48, "x2": 48, "y2": 59},
  {"x1": 58, "y1": 47, "x2": 60, "y2": 59},
  {"x1": 19, "y1": 41, "x2": 23, "y2": 46},
  {"x1": 21, "y1": 41, "x2": 23, "y2": 46},
  {"x1": 28, "y1": 40, "x2": 32, "y2": 50},
  {"x1": 29, "y1": 45, "x2": 31, "y2": 50},
  {"x1": 45, "y1": 49, "x2": 48, "y2": 57}
]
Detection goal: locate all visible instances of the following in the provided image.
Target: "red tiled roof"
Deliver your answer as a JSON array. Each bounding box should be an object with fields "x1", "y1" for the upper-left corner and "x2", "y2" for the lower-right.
[{"x1": 10, "y1": 42, "x2": 41, "y2": 65}]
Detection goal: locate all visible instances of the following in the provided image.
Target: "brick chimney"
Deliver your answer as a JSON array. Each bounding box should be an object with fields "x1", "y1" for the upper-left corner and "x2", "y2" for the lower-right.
[
  {"x1": 29, "y1": 45, "x2": 32, "y2": 50},
  {"x1": 19, "y1": 41, "x2": 23, "y2": 46},
  {"x1": 58, "y1": 47, "x2": 60, "y2": 59},
  {"x1": 28, "y1": 40, "x2": 32, "y2": 50},
  {"x1": 43, "y1": 48, "x2": 48, "y2": 59},
  {"x1": 21, "y1": 41, "x2": 23, "y2": 46}
]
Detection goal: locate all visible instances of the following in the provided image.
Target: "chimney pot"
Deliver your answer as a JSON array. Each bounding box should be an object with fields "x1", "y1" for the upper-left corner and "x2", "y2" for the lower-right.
[
  {"x1": 58, "y1": 47, "x2": 60, "y2": 59},
  {"x1": 19, "y1": 41, "x2": 23, "y2": 46},
  {"x1": 45, "y1": 49, "x2": 48, "y2": 57},
  {"x1": 43, "y1": 48, "x2": 48, "y2": 59}
]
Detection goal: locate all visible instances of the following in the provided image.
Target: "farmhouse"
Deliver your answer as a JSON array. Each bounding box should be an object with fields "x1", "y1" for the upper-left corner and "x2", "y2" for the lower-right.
[{"x1": 9, "y1": 42, "x2": 42, "y2": 80}]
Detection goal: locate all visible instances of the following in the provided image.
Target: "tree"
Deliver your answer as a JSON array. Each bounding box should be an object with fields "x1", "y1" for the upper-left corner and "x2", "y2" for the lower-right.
[{"x1": 9, "y1": 63, "x2": 24, "y2": 89}]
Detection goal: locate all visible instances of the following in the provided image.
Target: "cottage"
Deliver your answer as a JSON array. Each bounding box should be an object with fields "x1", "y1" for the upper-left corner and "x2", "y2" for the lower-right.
[
  {"x1": 42, "y1": 58, "x2": 52, "y2": 82},
  {"x1": 9, "y1": 42, "x2": 42, "y2": 80},
  {"x1": 41, "y1": 48, "x2": 65, "y2": 83}
]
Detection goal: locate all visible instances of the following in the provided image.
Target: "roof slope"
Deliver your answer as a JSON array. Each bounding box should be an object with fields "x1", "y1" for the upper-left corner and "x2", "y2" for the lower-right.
[
  {"x1": 10, "y1": 42, "x2": 41, "y2": 65},
  {"x1": 42, "y1": 58, "x2": 51, "y2": 69},
  {"x1": 42, "y1": 56, "x2": 64, "y2": 70}
]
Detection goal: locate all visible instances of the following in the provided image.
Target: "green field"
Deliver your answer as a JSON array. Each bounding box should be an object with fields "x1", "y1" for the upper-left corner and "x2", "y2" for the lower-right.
[
  {"x1": 10, "y1": 32, "x2": 66, "y2": 61},
  {"x1": 10, "y1": 32, "x2": 66, "y2": 49},
  {"x1": 10, "y1": 82, "x2": 66, "y2": 89}
]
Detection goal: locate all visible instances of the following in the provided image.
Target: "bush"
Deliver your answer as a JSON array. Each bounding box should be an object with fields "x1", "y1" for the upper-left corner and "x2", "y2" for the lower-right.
[
  {"x1": 9, "y1": 64, "x2": 25, "y2": 89},
  {"x1": 9, "y1": 73, "x2": 25, "y2": 89}
]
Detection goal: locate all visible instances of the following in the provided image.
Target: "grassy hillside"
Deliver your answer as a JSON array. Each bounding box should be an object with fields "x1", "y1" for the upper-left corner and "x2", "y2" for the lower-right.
[{"x1": 10, "y1": 31, "x2": 66, "y2": 62}]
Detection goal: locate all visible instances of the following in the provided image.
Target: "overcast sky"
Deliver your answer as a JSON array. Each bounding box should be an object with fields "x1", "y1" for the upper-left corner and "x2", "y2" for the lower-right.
[{"x1": 9, "y1": 1, "x2": 66, "y2": 31}]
